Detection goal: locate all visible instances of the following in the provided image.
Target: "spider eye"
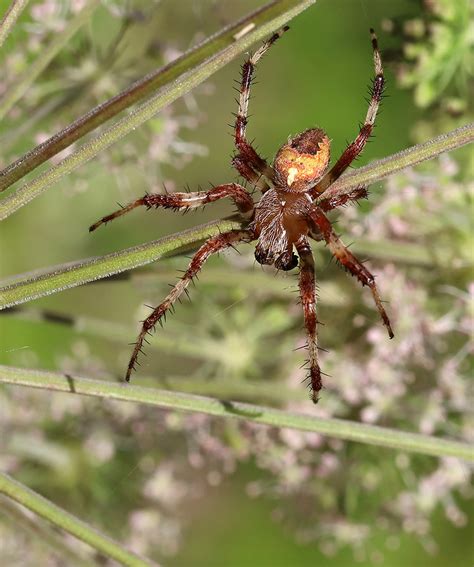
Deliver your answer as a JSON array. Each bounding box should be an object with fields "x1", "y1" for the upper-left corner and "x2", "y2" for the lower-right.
[{"x1": 274, "y1": 128, "x2": 330, "y2": 191}]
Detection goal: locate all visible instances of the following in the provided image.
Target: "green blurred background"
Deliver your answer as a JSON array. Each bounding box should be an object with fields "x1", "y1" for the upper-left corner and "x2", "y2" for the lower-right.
[{"x1": 0, "y1": 0, "x2": 472, "y2": 565}]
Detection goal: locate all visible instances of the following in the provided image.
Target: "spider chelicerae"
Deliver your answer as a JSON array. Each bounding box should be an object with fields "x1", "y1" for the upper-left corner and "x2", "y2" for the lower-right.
[{"x1": 90, "y1": 26, "x2": 394, "y2": 403}]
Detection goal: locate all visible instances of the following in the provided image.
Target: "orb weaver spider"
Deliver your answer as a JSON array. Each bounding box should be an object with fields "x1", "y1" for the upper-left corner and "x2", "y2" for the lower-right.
[{"x1": 90, "y1": 26, "x2": 393, "y2": 403}]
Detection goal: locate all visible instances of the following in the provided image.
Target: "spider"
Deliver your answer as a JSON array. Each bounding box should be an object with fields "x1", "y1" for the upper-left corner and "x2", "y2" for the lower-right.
[{"x1": 89, "y1": 26, "x2": 394, "y2": 403}]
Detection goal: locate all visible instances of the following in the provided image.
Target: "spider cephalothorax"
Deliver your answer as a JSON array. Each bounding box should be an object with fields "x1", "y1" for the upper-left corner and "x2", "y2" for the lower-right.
[{"x1": 90, "y1": 27, "x2": 393, "y2": 403}]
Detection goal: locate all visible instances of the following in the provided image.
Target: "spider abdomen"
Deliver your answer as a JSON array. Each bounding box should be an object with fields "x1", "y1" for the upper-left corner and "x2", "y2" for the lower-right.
[
  {"x1": 252, "y1": 190, "x2": 312, "y2": 270},
  {"x1": 274, "y1": 128, "x2": 331, "y2": 191}
]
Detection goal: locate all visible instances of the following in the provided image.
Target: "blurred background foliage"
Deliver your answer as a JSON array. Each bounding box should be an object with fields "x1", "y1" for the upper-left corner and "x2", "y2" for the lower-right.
[{"x1": 0, "y1": 0, "x2": 472, "y2": 565}]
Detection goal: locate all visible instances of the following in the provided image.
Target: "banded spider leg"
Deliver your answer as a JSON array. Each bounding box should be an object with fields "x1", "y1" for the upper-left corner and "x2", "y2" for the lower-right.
[
  {"x1": 310, "y1": 29, "x2": 384, "y2": 198},
  {"x1": 232, "y1": 26, "x2": 290, "y2": 191},
  {"x1": 126, "y1": 229, "x2": 254, "y2": 381},
  {"x1": 296, "y1": 236, "x2": 322, "y2": 403},
  {"x1": 310, "y1": 206, "x2": 394, "y2": 339},
  {"x1": 89, "y1": 183, "x2": 254, "y2": 232}
]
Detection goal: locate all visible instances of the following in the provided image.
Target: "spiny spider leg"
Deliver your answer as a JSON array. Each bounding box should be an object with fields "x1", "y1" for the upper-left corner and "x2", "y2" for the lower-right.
[
  {"x1": 310, "y1": 29, "x2": 384, "y2": 198},
  {"x1": 233, "y1": 26, "x2": 289, "y2": 187},
  {"x1": 232, "y1": 155, "x2": 271, "y2": 193},
  {"x1": 125, "y1": 229, "x2": 254, "y2": 381},
  {"x1": 309, "y1": 207, "x2": 394, "y2": 339},
  {"x1": 295, "y1": 236, "x2": 322, "y2": 404},
  {"x1": 89, "y1": 183, "x2": 254, "y2": 232},
  {"x1": 318, "y1": 185, "x2": 369, "y2": 212}
]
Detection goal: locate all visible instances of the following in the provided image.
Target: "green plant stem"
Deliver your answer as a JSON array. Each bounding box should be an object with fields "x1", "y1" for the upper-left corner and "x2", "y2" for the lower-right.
[
  {"x1": 321, "y1": 122, "x2": 474, "y2": 202},
  {"x1": 0, "y1": 140, "x2": 468, "y2": 310},
  {"x1": 0, "y1": 196, "x2": 465, "y2": 310},
  {"x1": 0, "y1": 365, "x2": 472, "y2": 461},
  {"x1": 0, "y1": 0, "x2": 313, "y2": 191},
  {"x1": 0, "y1": 0, "x2": 29, "y2": 51},
  {"x1": 0, "y1": 217, "x2": 242, "y2": 309},
  {"x1": 0, "y1": 497, "x2": 94, "y2": 567},
  {"x1": 0, "y1": 0, "x2": 315, "y2": 201},
  {"x1": 0, "y1": 471, "x2": 159, "y2": 567},
  {"x1": 0, "y1": 0, "x2": 100, "y2": 121}
]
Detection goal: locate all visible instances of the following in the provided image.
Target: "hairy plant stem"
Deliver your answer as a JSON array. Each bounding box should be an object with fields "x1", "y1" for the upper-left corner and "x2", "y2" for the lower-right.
[
  {"x1": 0, "y1": 217, "x2": 243, "y2": 308},
  {"x1": 0, "y1": 365, "x2": 471, "y2": 461},
  {"x1": 323, "y1": 122, "x2": 474, "y2": 202},
  {"x1": 0, "y1": 123, "x2": 472, "y2": 309},
  {"x1": 0, "y1": 471, "x2": 159, "y2": 567},
  {"x1": 0, "y1": 0, "x2": 100, "y2": 121},
  {"x1": 0, "y1": 0, "x2": 29, "y2": 51},
  {"x1": 0, "y1": 0, "x2": 315, "y2": 194},
  {"x1": 0, "y1": 497, "x2": 95, "y2": 567}
]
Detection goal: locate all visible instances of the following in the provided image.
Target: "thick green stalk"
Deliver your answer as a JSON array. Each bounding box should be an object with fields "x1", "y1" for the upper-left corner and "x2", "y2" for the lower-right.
[
  {"x1": 0, "y1": 0, "x2": 29, "y2": 51},
  {"x1": 0, "y1": 217, "x2": 243, "y2": 309},
  {"x1": 0, "y1": 471, "x2": 159, "y2": 567},
  {"x1": 0, "y1": 365, "x2": 472, "y2": 461},
  {"x1": 0, "y1": 0, "x2": 100, "y2": 121},
  {"x1": 0, "y1": 0, "x2": 315, "y2": 201}
]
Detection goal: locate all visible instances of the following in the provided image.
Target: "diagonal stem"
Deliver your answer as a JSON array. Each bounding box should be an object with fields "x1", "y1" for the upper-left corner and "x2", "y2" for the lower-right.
[
  {"x1": 0, "y1": 123, "x2": 471, "y2": 310},
  {"x1": 0, "y1": 0, "x2": 29, "y2": 52},
  {"x1": 0, "y1": 0, "x2": 315, "y2": 193},
  {"x1": 0, "y1": 497, "x2": 97, "y2": 567},
  {"x1": 0, "y1": 365, "x2": 472, "y2": 461},
  {"x1": 318, "y1": 122, "x2": 474, "y2": 204},
  {"x1": 0, "y1": 0, "x2": 100, "y2": 121},
  {"x1": 0, "y1": 216, "x2": 244, "y2": 309},
  {"x1": 0, "y1": 471, "x2": 159, "y2": 567}
]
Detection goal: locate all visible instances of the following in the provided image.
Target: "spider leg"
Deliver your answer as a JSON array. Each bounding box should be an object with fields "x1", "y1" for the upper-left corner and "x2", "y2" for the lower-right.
[
  {"x1": 233, "y1": 27, "x2": 289, "y2": 187},
  {"x1": 295, "y1": 236, "x2": 323, "y2": 404},
  {"x1": 89, "y1": 183, "x2": 254, "y2": 231},
  {"x1": 232, "y1": 155, "x2": 271, "y2": 193},
  {"x1": 309, "y1": 206, "x2": 394, "y2": 339},
  {"x1": 318, "y1": 185, "x2": 368, "y2": 212},
  {"x1": 125, "y1": 229, "x2": 254, "y2": 381},
  {"x1": 310, "y1": 29, "x2": 384, "y2": 198}
]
